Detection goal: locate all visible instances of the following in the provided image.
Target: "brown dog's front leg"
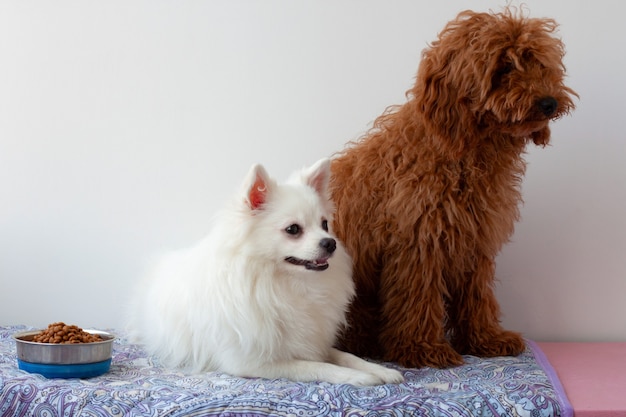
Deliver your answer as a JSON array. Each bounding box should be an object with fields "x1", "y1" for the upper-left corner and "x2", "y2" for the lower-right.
[
  {"x1": 377, "y1": 251, "x2": 464, "y2": 368},
  {"x1": 448, "y1": 255, "x2": 526, "y2": 358}
]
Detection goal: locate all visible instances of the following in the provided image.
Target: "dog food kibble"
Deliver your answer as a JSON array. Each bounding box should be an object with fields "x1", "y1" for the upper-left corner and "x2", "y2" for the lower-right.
[{"x1": 32, "y1": 322, "x2": 103, "y2": 344}]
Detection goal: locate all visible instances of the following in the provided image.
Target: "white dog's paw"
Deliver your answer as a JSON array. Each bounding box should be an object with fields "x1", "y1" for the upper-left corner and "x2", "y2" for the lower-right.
[
  {"x1": 342, "y1": 368, "x2": 403, "y2": 386},
  {"x1": 329, "y1": 352, "x2": 404, "y2": 385},
  {"x1": 356, "y1": 361, "x2": 404, "y2": 384},
  {"x1": 375, "y1": 367, "x2": 404, "y2": 384},
  {"x1": 343, "y1": 371, "x2": 387, "y2": 386}
]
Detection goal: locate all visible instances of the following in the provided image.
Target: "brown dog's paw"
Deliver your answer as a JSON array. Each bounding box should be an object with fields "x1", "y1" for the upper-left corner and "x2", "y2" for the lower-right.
[
  {"x1": 463, "y1": 329, "x2": 526, "y2": 358},
  {"x1": 389, "y1": 340, "x2": 465, "y2": 369}
]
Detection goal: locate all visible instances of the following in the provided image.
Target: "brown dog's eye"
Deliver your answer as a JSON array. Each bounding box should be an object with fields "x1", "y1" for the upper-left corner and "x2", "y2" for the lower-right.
[
  {"x1": 500, "y1": 62, "x2": 515, "y2": 75},
  {"x1": 321, "y1": 219, "x2": 329, "y2": 232},
  {"x1": 492, "y1": 62, "x2": 515, "y2": 89}
]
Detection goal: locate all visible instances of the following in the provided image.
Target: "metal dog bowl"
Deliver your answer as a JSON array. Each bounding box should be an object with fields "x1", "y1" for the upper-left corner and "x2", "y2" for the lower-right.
[{"x1": 13, "y1": 329, "x2": 115, "y2": 378}]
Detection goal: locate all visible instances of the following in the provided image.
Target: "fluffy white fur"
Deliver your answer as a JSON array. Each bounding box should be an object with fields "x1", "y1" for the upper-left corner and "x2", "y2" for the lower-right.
[{"x1": 129, "y1": 159, "x2": 403, "y2": 386}]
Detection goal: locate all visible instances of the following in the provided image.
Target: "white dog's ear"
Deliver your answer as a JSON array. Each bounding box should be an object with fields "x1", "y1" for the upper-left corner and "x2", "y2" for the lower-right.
[
  {"x1": 301, "y1": 158, "x2": 331, "y2": 198},
  {"x1": 242, "y1": 163, "x2": 273, "y2": 211}
]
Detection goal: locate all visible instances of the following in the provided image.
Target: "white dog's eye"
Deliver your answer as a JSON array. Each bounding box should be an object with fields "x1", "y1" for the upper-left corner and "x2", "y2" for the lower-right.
[
  {"x1": 321, "y1": 219, "x2": 329, "y2": 232},
  {"x1": 285, "y1": 224, "x2": 301, "y2": 236}
]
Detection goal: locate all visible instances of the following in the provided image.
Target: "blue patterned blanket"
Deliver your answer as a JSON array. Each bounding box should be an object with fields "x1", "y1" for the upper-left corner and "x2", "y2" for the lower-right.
[{"x1": 0, "y1": 325, "x2": 571, "y2": 417}]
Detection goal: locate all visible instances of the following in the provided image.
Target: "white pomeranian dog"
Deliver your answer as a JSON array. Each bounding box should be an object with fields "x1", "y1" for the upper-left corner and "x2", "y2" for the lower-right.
[{"x1": 129, "y1": 158, "x2": 403, "y2": 386}]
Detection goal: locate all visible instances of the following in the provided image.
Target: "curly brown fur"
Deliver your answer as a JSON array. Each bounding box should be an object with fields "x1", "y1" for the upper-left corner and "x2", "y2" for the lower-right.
[{"x1": 330, "y1": 8, "x2": 577, "y2": 368}]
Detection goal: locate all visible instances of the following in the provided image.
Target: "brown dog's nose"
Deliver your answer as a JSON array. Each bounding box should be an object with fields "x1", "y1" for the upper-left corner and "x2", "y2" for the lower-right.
[{"x1": 538, "y1": 96, "x2": 558, "y2": 117}]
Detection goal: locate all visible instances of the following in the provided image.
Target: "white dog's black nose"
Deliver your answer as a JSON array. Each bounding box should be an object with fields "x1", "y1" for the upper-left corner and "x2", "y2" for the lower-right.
[
  {"x1": 538, "y1": 96, "x2": 558, "y2": 117},
  {"x1": 320, "y1": 238, "x2": 336, "y2": 254}
]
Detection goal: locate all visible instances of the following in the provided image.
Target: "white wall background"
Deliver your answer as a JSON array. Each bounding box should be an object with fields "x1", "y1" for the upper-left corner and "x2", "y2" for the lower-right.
[{"x1": 0, "y1": 1, "x2": 624, "y2": 342}]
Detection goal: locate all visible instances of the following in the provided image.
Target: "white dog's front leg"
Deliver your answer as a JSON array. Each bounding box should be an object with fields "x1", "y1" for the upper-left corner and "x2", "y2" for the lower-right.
[
  {"x1": 241, "y1": 359, "x2": 389, "y2": 386},
  {"x1": 328, "y1": 348, "x2": 404, "y2": 384}
]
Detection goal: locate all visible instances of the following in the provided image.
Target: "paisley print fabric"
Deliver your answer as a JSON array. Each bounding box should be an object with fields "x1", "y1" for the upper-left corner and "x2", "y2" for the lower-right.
[{"x1": 0, "y1": 326, "x2": 571, "y2": 417}]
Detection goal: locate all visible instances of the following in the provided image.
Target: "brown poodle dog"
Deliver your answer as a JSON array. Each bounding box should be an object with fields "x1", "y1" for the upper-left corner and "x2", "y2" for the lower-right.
[{"x1": 330, "y1": 8, "x2": 577, "y2": 368}]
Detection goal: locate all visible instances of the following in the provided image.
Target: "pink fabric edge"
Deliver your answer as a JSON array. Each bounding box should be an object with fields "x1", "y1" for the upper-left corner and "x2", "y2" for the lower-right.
[{"x1": 527, "y1": 339, "x2": 574, "y2": 417}]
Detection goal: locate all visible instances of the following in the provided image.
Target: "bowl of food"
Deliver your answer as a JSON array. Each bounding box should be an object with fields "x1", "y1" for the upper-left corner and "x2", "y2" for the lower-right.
[{"x1": 13, "y1": 322, "x2": 115, "y2": 379}]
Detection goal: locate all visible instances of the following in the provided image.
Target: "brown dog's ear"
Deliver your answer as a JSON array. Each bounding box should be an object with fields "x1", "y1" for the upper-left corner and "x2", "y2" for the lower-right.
[
  {"x1": 414, "y1": 48, "x2": 480, "y2": 157},
  {"x1": 413, "y1": 10, "x2": 494, "y2": 157}
]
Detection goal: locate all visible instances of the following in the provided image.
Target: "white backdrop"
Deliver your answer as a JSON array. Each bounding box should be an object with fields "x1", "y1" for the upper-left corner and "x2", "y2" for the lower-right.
[{"x1": 1, "y1": 1, "x2": 624, "y2": 342}]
